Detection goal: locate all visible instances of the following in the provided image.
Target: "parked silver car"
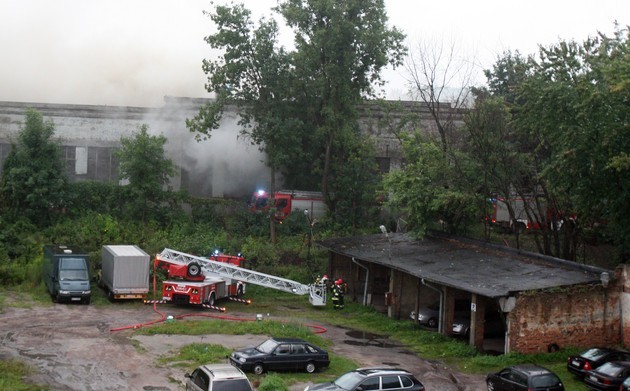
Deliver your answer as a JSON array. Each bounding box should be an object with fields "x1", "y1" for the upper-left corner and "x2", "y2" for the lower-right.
[
  {"x1": 410, "y1": 299, "x2": 471, "y2": 329},
  {"x1": 185, "y1": 363, "x2": 253, "y2": 391},
  {"x1": 410, "y1": 300, "x2": 505, "y2": 337}
]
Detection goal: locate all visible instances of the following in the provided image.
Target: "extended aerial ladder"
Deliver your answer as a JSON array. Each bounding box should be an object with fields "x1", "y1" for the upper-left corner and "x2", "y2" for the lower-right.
[{"x1": 156, "y1": 248, "x2": 327, "y2": 306}]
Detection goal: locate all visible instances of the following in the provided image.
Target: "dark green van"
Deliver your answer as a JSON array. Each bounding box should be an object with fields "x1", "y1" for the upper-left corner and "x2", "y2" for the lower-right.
[{"x1": 43, "y1": 245, "x2": 91, "y2": 304}]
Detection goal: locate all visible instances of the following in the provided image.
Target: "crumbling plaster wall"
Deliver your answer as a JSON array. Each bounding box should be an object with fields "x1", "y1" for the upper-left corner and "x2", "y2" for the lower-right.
[{"x1": 509, "y1": 268, "x2": 623, "y2": 354}]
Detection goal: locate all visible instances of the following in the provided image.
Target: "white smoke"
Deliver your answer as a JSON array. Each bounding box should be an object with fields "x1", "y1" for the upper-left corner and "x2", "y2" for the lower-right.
[{"x1": 143, "y1": 97, "x2": 270, "y2": 199}]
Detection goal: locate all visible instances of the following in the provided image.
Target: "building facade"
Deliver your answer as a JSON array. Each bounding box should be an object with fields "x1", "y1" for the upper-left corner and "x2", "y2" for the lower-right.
[
  {"x1": 0, "y1": 97, "x2": 464, "y2": 198},
  {"x1": 318, "y1": 233, "x2": 622, "y2": 354}
]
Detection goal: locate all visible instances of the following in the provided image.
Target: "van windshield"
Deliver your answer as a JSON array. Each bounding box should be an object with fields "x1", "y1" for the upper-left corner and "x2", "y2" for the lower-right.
[{"x1": 59, "y1": 257, "x2": 88, "y2": 281}]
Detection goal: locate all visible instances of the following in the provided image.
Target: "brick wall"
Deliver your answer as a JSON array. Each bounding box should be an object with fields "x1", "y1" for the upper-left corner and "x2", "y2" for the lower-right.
[
  {"x1": 622, "y1": 265, "x2": 630, "y2": 347},
  {"x1": 509, "y1": 269, "x2": 623, "y2": 353}
]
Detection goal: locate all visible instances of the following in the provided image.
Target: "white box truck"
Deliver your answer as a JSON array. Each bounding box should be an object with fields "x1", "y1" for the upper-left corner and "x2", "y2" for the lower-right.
[{"x1": 101, "y1": 245, "x2": 150, "y2": 300}]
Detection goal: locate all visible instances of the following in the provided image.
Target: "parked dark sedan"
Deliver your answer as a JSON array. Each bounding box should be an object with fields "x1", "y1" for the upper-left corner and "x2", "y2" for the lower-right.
[
  {"x1": 486, "y1": 364, "x2": 564, "y2": 391},
  {"x1": 567, "y1": 347, "x2": 630, "y2": 378},
  {"x1": 229, "y1": 337, "x2": 329, "y2": 375},
  {"x1": 304, "y1": 367, "x2": 424, "y2": 391},
  {"x1": 583, "y1": 361, "x2": 630, "y2": 390}
]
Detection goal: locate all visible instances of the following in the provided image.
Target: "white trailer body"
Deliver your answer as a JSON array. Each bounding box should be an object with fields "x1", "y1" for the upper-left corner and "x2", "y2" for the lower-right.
[
  {"x1": 101, "y1": 245, "x2": 150, "y2": 300},
  {"x1": 286, "y1": 190, "x2": 327, "y2": 219}
]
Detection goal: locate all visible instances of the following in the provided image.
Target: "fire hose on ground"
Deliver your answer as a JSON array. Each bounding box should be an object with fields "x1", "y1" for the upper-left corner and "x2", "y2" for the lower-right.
[{"x1": 109, "y1": 265, "x2": 327, "y2": 334}]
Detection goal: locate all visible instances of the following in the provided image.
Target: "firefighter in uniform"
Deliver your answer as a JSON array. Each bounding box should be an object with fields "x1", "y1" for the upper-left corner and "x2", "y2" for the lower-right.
[
  {"x1": 313, "y1": 275, "x2": 329, "y2": 301},
  {"x1": 331, "y1": 279, "x2": 345, "y2": 309}
]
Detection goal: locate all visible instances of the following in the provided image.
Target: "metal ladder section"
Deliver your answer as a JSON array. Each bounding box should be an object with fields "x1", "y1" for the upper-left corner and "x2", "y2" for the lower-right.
[{"x1": 158, "y1": 248, "x2": 326, "y2": 305}]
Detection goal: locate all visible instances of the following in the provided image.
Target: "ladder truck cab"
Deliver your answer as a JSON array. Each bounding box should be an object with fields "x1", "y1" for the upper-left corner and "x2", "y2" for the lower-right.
[
  {"x1": 154, "y1": 248, "x2": 327, "y2": 307},
  {"x1": 154, "y1": 250, "x2": 246, "y2": 307}
]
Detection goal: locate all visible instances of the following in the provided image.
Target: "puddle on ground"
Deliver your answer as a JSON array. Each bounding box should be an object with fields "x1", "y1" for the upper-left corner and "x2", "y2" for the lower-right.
[
  {"x1": 346, "y1": 330, "x2": 384, "y2": 340},
  {"x1": 343, "y1": 339, "x2": 401, "y2": 348},
  {"x1": 343, "y1": 330, "x2": 403, "y2": 349}
]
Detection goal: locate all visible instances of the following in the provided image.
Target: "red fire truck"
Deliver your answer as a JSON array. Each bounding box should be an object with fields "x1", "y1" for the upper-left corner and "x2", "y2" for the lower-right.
[
  {"x1": 152, "y1": 248, "x2": 327, "y2": 308},
  {"x1": 154, "y1": 250, "x2": 246, "y2": 307},
  {"x1": 488, "y1": 195, "x2": 573, "y2": 232},
  {"x1": 249, "y1": 189, "x2": 327, "y2": 221}
]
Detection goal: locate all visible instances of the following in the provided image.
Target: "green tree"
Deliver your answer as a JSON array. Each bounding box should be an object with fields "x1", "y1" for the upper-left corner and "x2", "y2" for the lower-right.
[
  {"x1": 382, "y1": 132, "x2": 477, "y2": 237},
  {"x1": 278, "y1": 0, "x2": 407, "y2": 206},
  {"x1": 189, "y1": 0, "x2": 406, "y2": 236},
  {"x1": 463, "y1": 88, "x2": 535, "y2": 248},
  {"x1": 517, "y1": 27, "x2": 630, "y2": 261},
  {"x1": 115, "y1": 124, "x2": 175, "y2": 222},
  {"x1": 474, "y1": 49, "x2": 585, "y2": 258},
  {"x1": 327, "y1": 137, "x2": 381, "y2": 231},
  {"x1": 0, "y1": 108, "x2": 67, "y2": 225},
  {"x1": 472, "y1": 25, "x2": 630, "y2": 262},
  {"x1": 187, "y1": 3, "x2": 300, "y2": 243}
]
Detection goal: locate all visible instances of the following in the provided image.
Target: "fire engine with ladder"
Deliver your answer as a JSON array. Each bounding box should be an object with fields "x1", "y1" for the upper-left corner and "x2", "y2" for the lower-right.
[{"x1": 151, "y1": 248, "x2": 327, "y2": 310}]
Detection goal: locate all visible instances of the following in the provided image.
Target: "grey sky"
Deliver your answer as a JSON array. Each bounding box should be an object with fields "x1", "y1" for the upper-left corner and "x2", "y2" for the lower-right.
[{"x1": 1, "y1": 0, "x2": 627, "y2": 107}]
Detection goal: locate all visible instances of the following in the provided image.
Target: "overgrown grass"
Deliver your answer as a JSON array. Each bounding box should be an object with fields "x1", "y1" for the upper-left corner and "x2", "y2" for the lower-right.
[
  {"x1": 0, "y1": 359, "x2": 48, "y2": 391},
  {"x1": 156, "y1": 343, "x2": 232, "y2": 368}
]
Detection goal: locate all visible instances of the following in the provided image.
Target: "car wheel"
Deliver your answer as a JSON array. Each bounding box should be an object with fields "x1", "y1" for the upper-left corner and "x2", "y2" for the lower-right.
[
  {"x1": 253, "y1": 363, "x2": 264, "y2": 375},
  {"x1": 487, "y1": 380, "x2": 494, "y2": 391},
  {"x1": 427, "y1": 318, "x2": 438, "y2": 328},
  {"x1": 305, "y1": 361, "x2": 317, "y2": 373}
]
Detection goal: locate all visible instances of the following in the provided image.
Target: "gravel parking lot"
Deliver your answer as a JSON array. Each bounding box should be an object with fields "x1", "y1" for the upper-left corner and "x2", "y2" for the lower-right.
[{"x1": 0, "y1": 300, "x2": 486, "y2": 390}]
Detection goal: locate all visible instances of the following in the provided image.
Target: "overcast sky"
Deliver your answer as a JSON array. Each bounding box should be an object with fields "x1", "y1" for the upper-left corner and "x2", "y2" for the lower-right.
[{"x1": 1, "y1": 0, "x2": 627, "y2": 107}]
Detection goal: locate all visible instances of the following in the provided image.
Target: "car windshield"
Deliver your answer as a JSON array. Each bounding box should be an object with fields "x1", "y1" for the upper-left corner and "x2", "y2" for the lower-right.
[
  {"x1": 596, "y1": 362, "x2": 624, "y2": 376},
  {"x1": 59, "y1": 258, "x2": 88, "y2": 280},
  {"x1": 581, "y1": 348, "x2": 609, "y2": 360},
  {"x1": 531, "y1": 374, "x2": 562, "y2": 388},
  {"x1": 333, "y1": 371, "x2": 364, "y2": 390},
  {"x1": 256, "y1": 339, "x2": 278, "y2": 354},
  {"x1": 59, "y1": 269, "x2": 88, "y2": 280},
  {"x1": 213, "y1": 379, "x2": 252, "y2": 391}
]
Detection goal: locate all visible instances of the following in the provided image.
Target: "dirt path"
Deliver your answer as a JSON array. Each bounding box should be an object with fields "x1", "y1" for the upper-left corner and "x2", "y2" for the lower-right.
[{"x1": 0, "y1": 302, "x2": 486, "y2": 391}]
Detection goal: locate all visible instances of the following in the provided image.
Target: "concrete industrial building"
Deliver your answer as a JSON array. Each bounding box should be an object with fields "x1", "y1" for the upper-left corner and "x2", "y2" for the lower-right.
[{"x1": 0, "y1": 97, "x2": 464, "y2": 198}]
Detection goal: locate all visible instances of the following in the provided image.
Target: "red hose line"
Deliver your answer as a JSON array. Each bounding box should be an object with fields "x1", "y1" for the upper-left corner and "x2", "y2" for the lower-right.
[
  {"x1": 110, "y1": 262, "x2": 167, "y2": 332},
  {"x1": 110, "y1": 259, "x2": 328, "y2": 334}
]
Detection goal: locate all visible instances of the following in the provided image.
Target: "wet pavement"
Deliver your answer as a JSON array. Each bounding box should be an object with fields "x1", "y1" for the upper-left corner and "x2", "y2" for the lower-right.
[{"x1": 0, "y1": 302, "x2": 486, "y2": 390}]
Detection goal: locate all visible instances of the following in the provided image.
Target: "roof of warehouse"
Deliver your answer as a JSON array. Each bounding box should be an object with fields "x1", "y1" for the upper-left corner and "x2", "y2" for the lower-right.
[{"x1": 316, "y1": 233, "x2": 610, "y2": 298}]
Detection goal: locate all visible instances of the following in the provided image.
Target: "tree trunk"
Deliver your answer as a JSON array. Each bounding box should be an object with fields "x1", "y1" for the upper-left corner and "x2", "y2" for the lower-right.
[
  {"x1": 269, "y1": 167, "x2": 277, "y2": 244},
  {"x1": 321, "y1": 136, "x2": 332, "y2": 208}
]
